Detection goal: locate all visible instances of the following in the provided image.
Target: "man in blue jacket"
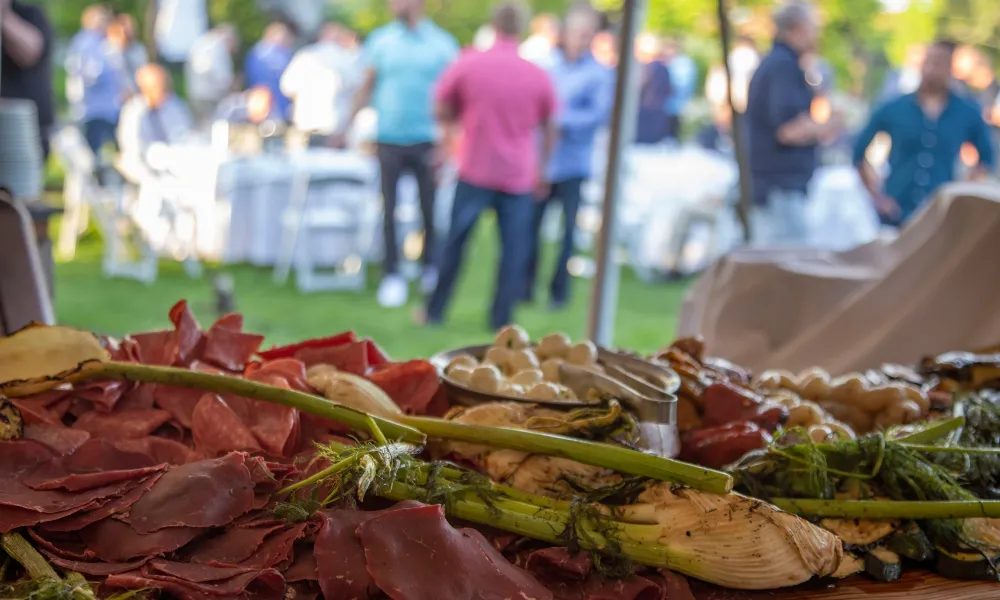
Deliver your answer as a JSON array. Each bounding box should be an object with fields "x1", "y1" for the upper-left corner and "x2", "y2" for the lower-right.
[{"x1": 525, "y1": 7, "x2": 611, "y2": 309}]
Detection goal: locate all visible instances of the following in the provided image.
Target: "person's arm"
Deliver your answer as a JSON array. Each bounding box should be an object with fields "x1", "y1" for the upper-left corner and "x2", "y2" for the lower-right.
[
  {"x1": 762, "y1": 62, "x2": 832, "y2": 147},
  {"x1": 852, "y1": 104, "x2": 899, "y2": 219},
  {"x1": 1, "y1": 3, "x2": 46, "y2": 68},
  {"x1": 559, "y1": 67, "x2": 614, "y2": 133},
  {"x1": 967, "y1": 107, "x2": 995, "y2": 181}
]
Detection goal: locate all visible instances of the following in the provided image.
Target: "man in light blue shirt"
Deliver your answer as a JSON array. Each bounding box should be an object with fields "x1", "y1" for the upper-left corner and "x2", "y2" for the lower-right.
[
  {"x1": 338, "y1": 0, "x2": 458, "y2": 309},
  {"x1": 525, "y1": 8, "x2": 612, "y2": 309},
  {"x1": 244, "y1": 22, "x2": 294, "y2": 121},
  {"x1": 664, "y1": 38, "x2": 696, "y2": 140},
  {"x1": 65, "y1": 6, "x2": 121, "y2": 154}
]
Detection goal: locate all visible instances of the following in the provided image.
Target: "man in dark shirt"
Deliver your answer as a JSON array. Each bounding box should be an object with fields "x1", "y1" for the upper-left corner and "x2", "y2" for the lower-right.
[
  {"x1": 853, "y1": 41, "x2": 994, "y2": 227},
  {"x1": 1, "y1": 0, "x2": 54, "y2": 159},
  {"x1": 745, "y1": 2, "x2": 837, "y2": 245}
]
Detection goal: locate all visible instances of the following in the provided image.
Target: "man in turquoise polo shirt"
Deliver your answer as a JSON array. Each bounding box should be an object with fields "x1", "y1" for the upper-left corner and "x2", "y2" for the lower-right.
[{"x1": 339, "y1": 0, "x2": 458, "y2": 308}]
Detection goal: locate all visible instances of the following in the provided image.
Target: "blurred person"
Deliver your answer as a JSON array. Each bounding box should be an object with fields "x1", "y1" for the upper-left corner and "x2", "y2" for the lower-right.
[
  {"x1": 186, "y1": 25, "x2": 239, "y2": 127},
  {"x1": 281, "y1": 21, "x2": 361, "y2": 144},
  {"x1": 473, "y1": 24, "x2": 496, "y2": 51},
  {"x1": 115, "y1": 14, "x2": 148, "y2": 71},
  {"x1": 634, "y1": 33, "x2": 673, "y2": 145},
  {"x1": 706, "y1": 37, "x2": 760, "y2": 113},
  {"x1": 106, "y1": 20, "x2": 147, "y2": 97},
  {"x1": 745, "y1": 2, "x2": 837, "y2": 245},
  {"x1": 215, "y1": 85, "x2": 281, "y2": 128},
  {"x1": 118, "y1": 64, "x2": 194, "y2": 178},
  {"x1": 591, "y1": 29, "x2": 618, "y2": 68},
  {"x1": 525, "y1": 7, "x2": 611, "y2": 310},
  {"x1": 0, "y1": 0, "x2": 54, "y2": 159},
  {"x1": 337, "y1": 0, "x2": 459, "y2": 309},
  {"x1": 877, "y1": 44, "x2": 925, "y2": 103},
  {"x1": 952, "y1": 44, "x2": 979, "y2": 95},
  {"x1": 155, "y1": 0, "x2": 208, "y2": 68},
  {"x1": 519, "y1": 13, "x2": 559, "y2": 70},
  {"x1": 663, "y1": 37, "x2": 696, "y2": 140},
  {"x1": 245, "y1": 22, "x2": 294, "y2": 122},
  {"x1": 696, "y1": 102, "x2": 733, "y2": 157},
  {"x1": 66, "y1": 5, "x2": 122, "y2": 155},
  {"x1": 965, "y1": 53, "x2": 999, "y2": 114},
  {"x1": 426, "y1": 1, "x2": 557, "y2": 330},
  {"x1": 853, "y1": 40, "x2": 994, "y2": 227}
]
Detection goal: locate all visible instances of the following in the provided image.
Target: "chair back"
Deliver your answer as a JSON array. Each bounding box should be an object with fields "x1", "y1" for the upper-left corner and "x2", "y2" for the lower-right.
[{"x1": 0, "y1": 189, "x2": 55, "y2": 334}]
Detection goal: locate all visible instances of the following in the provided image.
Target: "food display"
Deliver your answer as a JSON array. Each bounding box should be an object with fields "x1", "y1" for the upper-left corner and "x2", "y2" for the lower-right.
[{"x1": 1, "y1": 304, "x2": 999, "y2": 600}]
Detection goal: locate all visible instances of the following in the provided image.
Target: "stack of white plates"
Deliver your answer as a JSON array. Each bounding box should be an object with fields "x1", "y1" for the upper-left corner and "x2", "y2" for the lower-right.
[{"x1": 0, "y1": 99, "x2": 44, "y2": 198}]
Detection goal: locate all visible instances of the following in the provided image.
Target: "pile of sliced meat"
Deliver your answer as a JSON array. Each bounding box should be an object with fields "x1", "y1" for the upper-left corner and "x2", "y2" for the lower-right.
[{"x1": 0, "y1": 301, "x2": 693, "y2": 600}]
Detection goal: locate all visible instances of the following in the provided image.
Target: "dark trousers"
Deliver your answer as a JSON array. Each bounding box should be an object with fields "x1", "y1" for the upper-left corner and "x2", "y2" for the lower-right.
[
  {"x1": 427, "y1": 180, "x2": 533, "y2": 331},
  {"x1": 525, "y1": 177, "x2": 583, "y2": 306},
  {"x1": 82, "y1": 119, "x2": 118, "y2": 155},
  {"x1": 377, "y1": 142, "x2": 436, "y2": 276}
]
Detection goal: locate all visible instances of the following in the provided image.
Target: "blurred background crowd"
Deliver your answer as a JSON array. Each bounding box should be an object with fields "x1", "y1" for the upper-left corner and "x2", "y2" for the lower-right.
[{"x1": 1, "y1": 0, "x2": 999, "y2": 355}]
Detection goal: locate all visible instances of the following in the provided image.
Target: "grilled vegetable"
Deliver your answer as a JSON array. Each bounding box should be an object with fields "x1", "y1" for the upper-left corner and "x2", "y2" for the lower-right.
[
  {"x1": 0, "y1": 396, "x2": 24, "y2": 441},
  {"x1": 864, "y1": 546, "x2": 902, "y2": 582},
  {"x1": 819, "y1": 518, "x2": 899, "y2": 548},
  {"x1": 306, "y1": 364, "x2": 403, "y2": 418},
  {"x1": 935, "y1": 547, "x2": 999, "y2": 580},
  {"x1": 886, "y1": 522, "x2": 935, "y2": 562}
]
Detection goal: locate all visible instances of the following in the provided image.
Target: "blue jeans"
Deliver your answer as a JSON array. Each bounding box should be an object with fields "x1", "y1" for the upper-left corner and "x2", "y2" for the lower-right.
[
  {"x1": 82, "y1": 119, "x2": 118, "y2": 155},
  {"x1": 525, "y1": 177, "x2": 583, "y2": 306},
  {"x1": 427, "y1": 180, "x2": 533, "y2": 330}
]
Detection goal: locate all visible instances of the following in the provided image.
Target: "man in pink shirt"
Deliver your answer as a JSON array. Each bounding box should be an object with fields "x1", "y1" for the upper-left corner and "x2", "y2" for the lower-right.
[{"x1": 426, "y1": 2, "x2": 557, "y2": 331}]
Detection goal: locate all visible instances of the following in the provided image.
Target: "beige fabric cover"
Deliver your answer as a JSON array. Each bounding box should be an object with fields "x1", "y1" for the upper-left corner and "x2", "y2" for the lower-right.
[{"x1": 678, "y1": 182, "x2": 1000, "y2": 375}]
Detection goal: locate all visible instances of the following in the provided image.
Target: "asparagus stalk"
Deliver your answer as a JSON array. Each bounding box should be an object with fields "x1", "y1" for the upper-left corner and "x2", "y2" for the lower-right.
[
  {"x1": 1, "y1": 532, "x2": 98, "y2": 600},
  {"x1": 403, "y1": 415, "x2": 734, "y2": 494},
  {"x1": 34, "y1": 361, "x2": 731, "y2": 494},
  {"x1": 771, "y1": 498, "x2": 1000, "y2": 519},
  {"x1": 75, "y1": 362, "x2": 427, "y2": 444}
]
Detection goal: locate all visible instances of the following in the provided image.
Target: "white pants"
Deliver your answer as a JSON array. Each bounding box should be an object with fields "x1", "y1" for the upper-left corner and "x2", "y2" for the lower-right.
[{"x1": 750, "y1": 189, "x2": 811, "y2": 246}]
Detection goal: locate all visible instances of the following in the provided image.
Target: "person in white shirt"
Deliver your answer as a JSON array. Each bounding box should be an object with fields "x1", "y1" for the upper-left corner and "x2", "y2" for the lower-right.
[
  {"x1": 518, "y1": 13, "x2": 559, "y2": 70},
  {"x1": 118, "y1": 64, "x2": 194, "y2": 180},
  {"x1": 185, "y1": 25, "x2": 238, "y2": 127},
  {"x1": 280, "y1": 21, "x2": 360, "y2": 144},
  {"x1": 155, "y1": 0, "x2": 208, "y2": 65}
]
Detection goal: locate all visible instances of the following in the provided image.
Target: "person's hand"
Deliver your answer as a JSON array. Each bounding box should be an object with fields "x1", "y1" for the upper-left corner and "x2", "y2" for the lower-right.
[{"x1": 873, "y1": 193, "x2": 901, "y2": 221}]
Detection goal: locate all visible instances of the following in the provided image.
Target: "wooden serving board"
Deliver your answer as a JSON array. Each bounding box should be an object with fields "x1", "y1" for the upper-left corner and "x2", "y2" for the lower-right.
[{"x1": 692, "y1": 572, "x2": 999, "y2": 599}]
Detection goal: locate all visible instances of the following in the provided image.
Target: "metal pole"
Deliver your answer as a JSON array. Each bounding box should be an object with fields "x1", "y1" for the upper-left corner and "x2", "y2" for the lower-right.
[
  {"x1": 717, "y1": 0, "x2": 753, "y2": 241},
  {"x1": 587, "y1": 0, "x2": 647, "y2": 346}
]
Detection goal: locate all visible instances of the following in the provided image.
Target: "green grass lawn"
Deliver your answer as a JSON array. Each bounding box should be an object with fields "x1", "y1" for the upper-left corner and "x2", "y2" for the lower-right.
[{"x1": 54, "y1": 218, "x2": 689, "y2": 360}]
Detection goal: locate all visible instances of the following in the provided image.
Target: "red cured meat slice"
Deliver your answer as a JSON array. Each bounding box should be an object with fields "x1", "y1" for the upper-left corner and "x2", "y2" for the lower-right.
[
  {"x1": 72, "y1": 409, "x2": 174, "y2": 439},
  {"x1": 244, "y1": 359, "x2": 313, "y2": 393},
  {"x1": 221, "y1": 395, "x2": 298, "y2": 457},
  {"x1": 116, "y1": 382, "x2": 158, "y2": 411},
  {"x1": 295, "y1": 341, "x2": 369, "y2": 374},
  {"x1": 10, "y1": 396, "x2": 65, "y2": 426},
  {"x1": 43, "y1": 553, "x2": 153, "y2": 576},
  {"x1": 154, "y1": 362, "x2": 227, "y2": 428},
  {"x1": 148, "y1": 559, "x2": 258, "y2": 583},
  {"x1": 80, "y1": 518, "x2": 203, "y2": 561},
  {"x1": 131, "y1": 330, "x2": 179, "y2": 366},
  {"x1": 256, "y1": 331, "x2": 357, "y2": 361},
  {"x1": 111, "y1": 437, "x2": 196, "y2": 466},
  {"x1": 105, "y1": 566, "x2": 285, "y2": 600},
  {"x1": 524, "y1": 547, "x2": 594, "y2": 581},
  {"x1": 180, "y1": 525, "x2": 284, "y2": 566},
  {"x1": 356, "y1": 504, "x2": 553, "y2": 600},
  {"x1": 238, "y1": 523, "x2": 308, "y2": 569},
  {"x1": 283, "y1": 546, "x2": 318, "y2": 582},
  {"x1": 202, "y1": 325, "x2": 265, "y2": 372},
  {"x1": 367, "y1": 360, "x2": 440, "y2": 415},
  {"x1": 24, "y1": 440, "x2": 164, "y2": 492},
  {"x1": 74, "y1": 380, "x2": 128, "y2": 412},
  {"x1": 313, "y1": 501, "x2": 424, "y2": 600},
  {"x1": 23, "y1": 424, "x2": 91, "y2": 456},
  {"x1": 212, "y1": 313, "x2": 244, "y2": 332},
  {"x1": 128, "y1": 452, "x2": 255, "y2": 534},
  {"x1": 0, "y1": 498, "x2": 103, "y2": 533},
  {"x1": 27, "y1": 529, "x2": 95, "y2": 561},
  {"x1": 192, "y1": 395, "x2": 263, "y2": 456},
  {"x1": 40, "y1": 473, "x2": 163, "y2": 533},
  {"x1": 364, "y1": 339, "x2": 391, "y2": 368},
  {"x1": 658, "y1": 570, "x2": 695, "y2": 600},
  {"x1": 169, "y1": 300, "x2": 204, "y2": 366}
]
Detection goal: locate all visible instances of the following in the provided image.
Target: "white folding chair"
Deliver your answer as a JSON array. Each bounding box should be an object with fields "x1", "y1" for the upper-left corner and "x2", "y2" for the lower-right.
[
  {"x1": 52, "y1": 127, "x2": 159, "y2": 283},
  {"x1": 274, "y1": 168, "x2": 378, "y2": 292},
  {"x1": 0, "y1": 190, "x2": 55, "y2": 333}
]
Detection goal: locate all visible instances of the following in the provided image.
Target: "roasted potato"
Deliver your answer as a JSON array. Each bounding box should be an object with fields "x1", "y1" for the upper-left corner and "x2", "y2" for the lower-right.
[
  {"x1": 448, "y1": 365, "x2": 474, "y2": 386},
  {"x1": 566, "y1": 341, "x2": 598, "y2": 366},
  {"x1": 507, "y1": 349, "x2": 541, "y2": 373},
  {"x1": 510, "y1": 369, "x2": 544, "y2": 387},
  {"x1": 470, "y1": 364, "x2": 503, "y2": 393},
  {"x1": 495, "y1": 325, "x2": 530, "y2": 349},
  {"x1": 541, "y1": 358, "x2": 564, "y2": 383},
  {"x1": 536, "y1": 332, "x2": 572, "y2": 359},
  {"x1": 757, "y1": 369, "x2": 798, "y2": 392},
  {"x1": 484, "y1": 346, "x2": 510, "y2": 372},
  {"x1": 525, "y1": 382, "x2": 561, "y2": 401},
  {"x1": 447, "y1": 354, "x2": 478, "y2": 372}
]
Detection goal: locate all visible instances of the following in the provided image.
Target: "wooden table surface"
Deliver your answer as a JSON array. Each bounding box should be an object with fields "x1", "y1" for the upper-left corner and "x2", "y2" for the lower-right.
[{"x1": 692, "y1": 571, "x2": 998, "y2": 600}]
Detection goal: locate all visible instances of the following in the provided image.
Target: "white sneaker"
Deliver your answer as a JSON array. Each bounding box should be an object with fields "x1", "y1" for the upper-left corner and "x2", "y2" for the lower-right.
[
  {"x1": 420, "y1": 268, "x2": 439, "y2": 296},
  {"x1": 377, "y1": 275, "x2": 409, "y2": 308}
]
